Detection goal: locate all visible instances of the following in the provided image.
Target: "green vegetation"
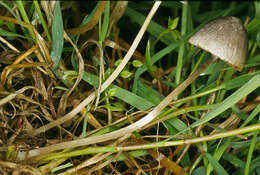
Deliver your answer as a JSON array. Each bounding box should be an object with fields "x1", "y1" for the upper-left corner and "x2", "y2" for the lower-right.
[{"x1": 0, "y1": 1, "x2": 259, "y2": 174}]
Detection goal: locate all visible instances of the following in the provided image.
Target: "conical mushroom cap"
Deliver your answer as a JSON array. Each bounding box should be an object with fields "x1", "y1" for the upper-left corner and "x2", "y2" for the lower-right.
[{"x1": 188, "y1": 16, "x2": 248, "y2": 71}]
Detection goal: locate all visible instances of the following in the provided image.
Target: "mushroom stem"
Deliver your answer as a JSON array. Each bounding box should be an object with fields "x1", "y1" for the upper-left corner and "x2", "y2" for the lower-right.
[{"x1": 153, "y1": 56, "x2": 218, "y2": 112}]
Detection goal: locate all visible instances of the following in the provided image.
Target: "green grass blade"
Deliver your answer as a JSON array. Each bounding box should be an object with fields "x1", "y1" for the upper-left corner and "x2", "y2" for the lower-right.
[
  {"x1": 145, "y1": 40, "x2": 154, "y2": 76},
  {"x1": 176, "y1": 41, "x2": 185, "y2": 85},
  {"x1": 99, "y1": 1, "x2": 110, "y2": 43},
  {"x1": 224, "y1": 72, "x2": 260, "y2": 90},
  {"x1": 82, "y1": 72, "x2": 155, "y2": 110},
  {"x1": 176, "y1": 2, "x2": 188, "y2": 85},
  {"x1": 33, "y1": 0, "x2": 51, "y2": 41},
  {"x1": 51, "y1": 162, "x2": 73, "y2": 173},
  {"x1": 246, "y1": 18, "x2": 260, "y2": 34},
  {"x1": 230, "y1": 137, "x2": 260, "y2": 149},
  {"x1": 164, "y1": 117, "x2": 188, "y2": 135},
  {"x1": 16, "y1": 0, "x2": 35, "y2": 40},
  {"x1": 106, "y1": 150, "x2": 148, "y2": 162},
  {"x1": 190, "y1": 74, "x2": 260, "y2": 129},
  {"x1": 0, "y1": 28, "x2": 28, "y2": 39},
  {"x1": 241, "y1": 103, "x2": 260, "y2": 127},
  {"x1": 125, "y1": 6, "x2": 174, "y2": 45},
  {"x1": 244, "y1": 116, "x2": 260, "y2": 175},
  {"x1": 133, "y1": 42, "x2": 178, "y2": 93},
  {"x1": 231, "y1": 105, "x2": 248, "y2": 121},
  {"x1": 250, "y1": 157, "x2": 260, "y2": 173},
  {"x1": 215, "y1": 69, "x2": 235, "y2": 103},
  {"x1": 191, "y1": 166, "x2": 206, "y2": 175},
  {"x1": 222, "y1": 152, "x2": 245, "y2": 169},
  {"x1": 109, "y1": 84, "x2": 155, "y2": 110},
  {"x1": 51, "y1": 1, "x2": 64, "y2": 69},
  {"x1": 136, "y1": 80, "x2": 164, "y2": 105},
  {"x1": 205, "y1": 152, "x2": 229, "y2": 175}
]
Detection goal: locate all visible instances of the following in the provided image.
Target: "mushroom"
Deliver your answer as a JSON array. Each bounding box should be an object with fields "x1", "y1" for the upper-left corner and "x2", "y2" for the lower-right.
[{"x1": 188, "y1": 16, "x2": 248, "y2": 72}]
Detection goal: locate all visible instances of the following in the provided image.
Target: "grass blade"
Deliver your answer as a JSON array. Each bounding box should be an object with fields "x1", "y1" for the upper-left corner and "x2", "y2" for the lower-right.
[
  {"x1": 176, "y1": 2, "x2": 188, "y2": 85},
  {"x1": 125, "y1": 6, "x2": 173, "y2": 45},
  {"x1": 82, "y1": 72, "x2": 155, "y2": 110},
  {"x1": 33, "y1": 0, "x2": 51, "y2": 41},
  {"x1": 244, "y1": 116, "x2": 260, "y2": 175},
  {"x1": 222, "y1": 152, "x2": 245, "y2": 169},
  {"x1": 0, "y1": 28, "x2": 27, "y2": 39},
  {"x1": 16, "y1": 0, "x2": 35, "y2": 40},
  {"x1": 133, "y1": 42, "x2": 178, "y2": 93},
  {"x1": 190, "y1": 74, "x2": 260, "y2": 129},
  {"x1": 99, "y1": 1, "x2": 110, "y2": 43},
  {"x1": 205, "y1": 152, "x2": 229, "y2": 175},
  {"x1": 51, "y1": 1, "x2": 64, "y2": 69}
]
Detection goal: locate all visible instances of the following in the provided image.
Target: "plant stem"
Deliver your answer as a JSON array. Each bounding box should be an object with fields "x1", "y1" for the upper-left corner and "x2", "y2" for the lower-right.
[
  {"x1": 118, "y1": 123, "x2": 260, "y2": 151},
  {"x1": 175, "y1": 1, "x2": 188, "y2": 85},
  {"x1": 33, "y1": 0, "x2": 51, "y2": 41},
  {"x1": 16, "y1": 0, "x2": 36, "y2": 40}
]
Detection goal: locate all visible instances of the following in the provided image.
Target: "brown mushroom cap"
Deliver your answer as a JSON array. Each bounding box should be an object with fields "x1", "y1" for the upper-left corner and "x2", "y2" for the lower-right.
[{"x1": 188, "y1": 16, "x2": 248, "y2": 71}]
